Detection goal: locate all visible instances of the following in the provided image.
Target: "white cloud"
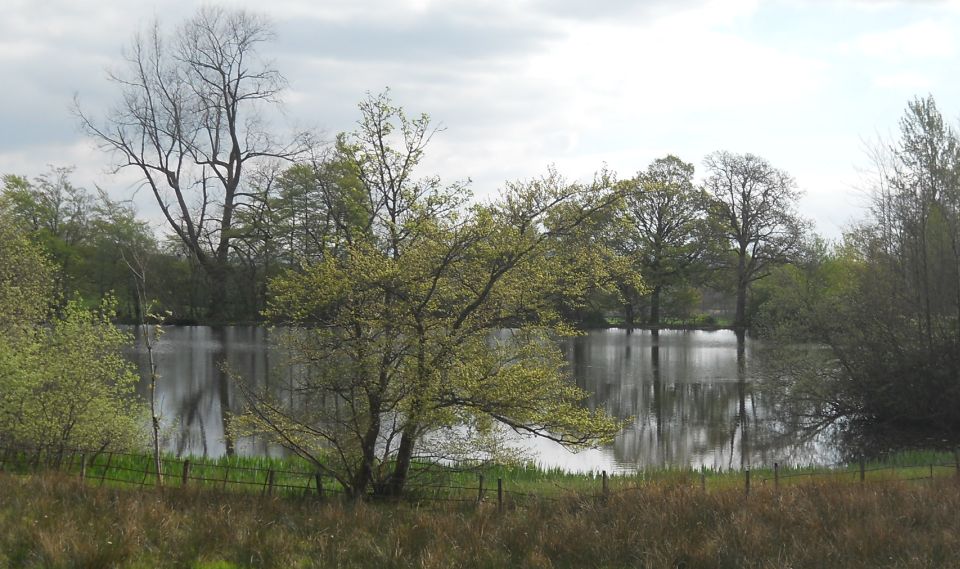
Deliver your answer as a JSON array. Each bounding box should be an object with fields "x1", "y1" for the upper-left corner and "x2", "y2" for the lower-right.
[
  {"x1": 4, "y1": 0, "x2": 960, "y2": 241},
  {"x1": 846, "y1": 19, "x2": 955, "y2": 60},
  {"x1": 872, "y1": 71, "x2": 933, "y2": 91}
]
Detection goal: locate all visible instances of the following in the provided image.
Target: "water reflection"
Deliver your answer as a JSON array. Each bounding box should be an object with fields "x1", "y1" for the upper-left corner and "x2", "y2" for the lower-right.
[
  {"x1": 130, "y1": 326, "x2": 280, "y2": 459},
  {"x1": 129, "y1": 326, "x2": 832, "y2": 471}
]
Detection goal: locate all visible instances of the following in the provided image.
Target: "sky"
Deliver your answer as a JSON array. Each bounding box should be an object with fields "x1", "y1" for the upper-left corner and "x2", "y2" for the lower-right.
[{"x1": 4, "y1": 0, "x2": 960, "y2": 240}]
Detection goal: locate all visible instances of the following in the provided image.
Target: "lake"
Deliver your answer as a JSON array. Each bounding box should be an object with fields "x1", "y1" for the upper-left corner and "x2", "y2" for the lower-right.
[{"x1": 130, "y1": 326, "x2": 833, "y2": 473}]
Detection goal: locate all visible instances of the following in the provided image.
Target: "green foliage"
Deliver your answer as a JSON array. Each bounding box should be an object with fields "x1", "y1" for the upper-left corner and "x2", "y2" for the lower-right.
[
  {"x1": 233, "y1": 93, "x2": 623, "y2": 497},
  {"x1": 0, "y1": 222, "x2": 54, "y2": 334},
  {"x1": 0, "y1": 220, "x2": 146, "y2": 452},
  {"x1": 614, "y1": 155, "x2": 712, "y2": 325},
  {"x1": 1, "y1": 167, "x2": 160, "y2": 321},
  {"x1": 758, "y1": 96, "x2": 960, "y2": 445},
  {"x1": 0, "y1": 299, "x2": 146, "y2": 452}
]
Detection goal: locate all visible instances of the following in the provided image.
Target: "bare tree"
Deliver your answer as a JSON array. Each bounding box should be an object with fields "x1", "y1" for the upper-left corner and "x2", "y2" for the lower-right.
[
  {"x1": 122, "y1": 247, "x2": 164, "y2": 486},
  {"x1": 77, "y1": 7, "x2": 309, "y2": 320},
  {"x1": 703, "y1": 151, "x2": 807, "y2": 329}
]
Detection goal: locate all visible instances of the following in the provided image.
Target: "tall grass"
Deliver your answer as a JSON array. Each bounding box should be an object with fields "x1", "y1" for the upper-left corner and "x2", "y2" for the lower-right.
[{"x1": 2, "y1": 472, "x2": 959, "y2": 568}]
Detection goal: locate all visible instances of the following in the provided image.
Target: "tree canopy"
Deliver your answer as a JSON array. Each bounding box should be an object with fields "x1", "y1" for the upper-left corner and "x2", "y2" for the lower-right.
[
  {"x1": 703, "y1": 151, "x2": 808, "y2": 329},
  {"x1": 0, "y1": 222, "x2": 145, "y2": 453},
  {"x1": 615, "y1": 155, "x2": 711, "y2": 327},
  {"x1": 757, "y1": 96, "x2": 960, "y2": 447},
  {"x1": 231, "y1": 93, "x2": 623, "y2": 497}
]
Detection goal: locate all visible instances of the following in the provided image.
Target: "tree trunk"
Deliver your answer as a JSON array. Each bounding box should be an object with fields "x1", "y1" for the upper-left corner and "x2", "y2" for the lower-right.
[
  {"x1": 624, "y1": 301, "x2": 634, "y2": 333},
  {"x1": 387, "y1": 328, "x2": 426, "y2": 497},
  {"x1": 205, "y1": 262, "x2": 230, "y2": 323},
  {"x1": 649, "y1": 285, "x2": 663, "y2": 326},
  {"x1": 735, "y1": 283, "x2": 747, "y2": 330},
  {"x1": 351, "y1": 409, "x2": 382, "y2": 499},
  {"x1": 735, "y1": 252, "x2": 749, "y2": 330},
  {"x1": 388, "y1": 427, "x2": 417, "y2": 496}
]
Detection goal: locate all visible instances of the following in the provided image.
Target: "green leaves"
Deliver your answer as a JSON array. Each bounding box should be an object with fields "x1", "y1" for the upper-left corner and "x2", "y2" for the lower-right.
[
  {"x1": 0, "y1": 298, "x2": 145, "y2": 452},
  {"x1": 238, "y1": 94, "x2": 623, "y2": 496},
  {"x1": 0, "y1": 221, "x2": 145, "y2": 452}
]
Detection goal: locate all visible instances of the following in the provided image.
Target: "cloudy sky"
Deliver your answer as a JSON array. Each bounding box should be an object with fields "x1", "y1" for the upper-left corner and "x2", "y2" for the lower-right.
[{"x1": 3, "y1": 0, "x2": 960, "y2": 239}]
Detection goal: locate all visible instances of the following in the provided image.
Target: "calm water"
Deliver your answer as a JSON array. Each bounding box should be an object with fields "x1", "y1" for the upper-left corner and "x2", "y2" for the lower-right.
[{"x1": 131, "y1": 326, "x2": 833, "y2": 473}]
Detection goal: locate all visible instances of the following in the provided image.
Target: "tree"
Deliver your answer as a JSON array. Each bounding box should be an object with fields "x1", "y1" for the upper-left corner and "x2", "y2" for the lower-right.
[
  {"x1": 1, "y1": 166, "x2": 94, "y2": 299},
  {"x1": 229, "y1": 152, "x2": 368, "y2": 315},
  {"x1": 757, "y1": 96, "x2": 960, "y2": 447},
  {"x1": 703, "y1": 151, "x2": 807, "y2": 329},
  {"x1": 88, "y1": 191, "x2": 159, "y2": 321},
  {"x1": 616, "y1": 155, "x2": 710, "y2": 327},
  {"x1": 78, "y1": 6, "x2": 309, "y2": 321},
  {"x1": 232, "y1": 93, "x2": 622, "y2": 497},
  {"x1": 2, "y1": 167, "x2": 160, "y2": 321},
  {"x1": 0, "y1": 222, "x2": 145, "y2": 453},
  {"x1": 0, "y1": 222, "x2": 54, "y2": 335}
]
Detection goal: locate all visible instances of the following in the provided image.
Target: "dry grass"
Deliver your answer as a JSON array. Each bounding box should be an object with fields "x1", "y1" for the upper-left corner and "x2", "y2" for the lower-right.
[{"x1": 2, "y1": 472, "x2": 959, "y2": 568}]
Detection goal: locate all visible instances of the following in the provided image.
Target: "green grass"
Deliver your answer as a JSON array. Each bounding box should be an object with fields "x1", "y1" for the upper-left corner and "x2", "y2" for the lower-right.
[{"x1": 3, "y1": 447, "x2": 958, "y2": 502}]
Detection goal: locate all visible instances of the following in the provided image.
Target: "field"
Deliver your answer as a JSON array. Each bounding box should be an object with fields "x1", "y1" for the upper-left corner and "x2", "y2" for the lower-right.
[{"x1": 2, "y1": 467, "x2": 960, "y2": 568}]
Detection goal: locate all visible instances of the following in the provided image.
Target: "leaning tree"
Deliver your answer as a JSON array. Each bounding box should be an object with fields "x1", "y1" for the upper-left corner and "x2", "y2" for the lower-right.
[{"x1": 232, "y1": 93, "x2": 623, "y2": 498}]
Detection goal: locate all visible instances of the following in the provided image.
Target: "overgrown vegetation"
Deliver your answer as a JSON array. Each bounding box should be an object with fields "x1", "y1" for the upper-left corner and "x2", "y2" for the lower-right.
[
  {"x1": 3, "y1": 470, "x2": 960, "y2": 568},
  {"x1": 0, "y1": 222, "x2": 145, "y2": 454},
  {"x1": 757, "y1": 95, "x2": 960, "y2": 446},
  {"x1": 231, "y1": 93, "x2": 624, "y2": 498}
]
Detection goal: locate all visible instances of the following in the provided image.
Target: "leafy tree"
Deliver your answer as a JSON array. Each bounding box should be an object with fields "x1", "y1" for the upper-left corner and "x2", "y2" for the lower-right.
[
  {"x1": 615, "y1": 155, "x2": 711, "y2": 327},
  {"x1": 1, "y1": 166, "x2": 93, "y2": 299},
  {"x1": 232, "y1": 93, "x2": 622, "y2": 497},
  {"x1": 0, "y1": 223, "x2": 145, "y2": 453},
  {"x1": 229, "y1": 152, "x2": 368, "y2": 316},
  {"x1": 759, "y1": 96, "x2": 960, "y2": 446},
  {"x1": 0, "y1": 223, "x2": 54, "y2": 334},
  {"x1": 1, "y1": 168, "x2": 159, "y2": 320},
  {"x1": 78, "y1": 6, "x2": 310, "y2": 321},
  {"x1": 86, "y1": 191, "x2": 158, "y2": 320},
  {"x1": 703, "y1": 151, "x2": 808, "y2": 329}
]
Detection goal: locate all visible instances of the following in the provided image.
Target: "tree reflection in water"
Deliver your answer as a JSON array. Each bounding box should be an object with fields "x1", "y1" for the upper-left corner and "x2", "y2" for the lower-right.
[{"x1": 129, "y1": 326, "x2": 833, "y2": 471}]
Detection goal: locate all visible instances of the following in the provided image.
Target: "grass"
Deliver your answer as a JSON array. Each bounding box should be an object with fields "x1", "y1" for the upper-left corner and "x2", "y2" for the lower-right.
[
  {"x1": 2, "y1": 471, "x2": 960, "y2": 568},
  {"x1": 4, "y1": 447, "x2": 958, "y2": 502}
]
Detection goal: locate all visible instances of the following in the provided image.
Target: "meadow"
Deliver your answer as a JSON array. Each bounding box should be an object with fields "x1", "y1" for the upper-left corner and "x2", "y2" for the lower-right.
[{"x1": 2, "y1": 454, "x2": 960, "y2": 568}]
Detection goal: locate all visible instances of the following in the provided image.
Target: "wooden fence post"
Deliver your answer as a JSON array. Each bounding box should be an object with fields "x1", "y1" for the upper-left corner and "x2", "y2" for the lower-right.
[
  {"x1": 181, "y1": 460, "x2": 191, "y2": 487},
  {"x1": 477, "y1": 474, "x2": 485, "y2": 504},
  {"x1": 744, "y1": 468, "x2": 750, "y2": 497},
  {"x1": 774, "y1": 463, "x2": 779, "y2": 491},
  {"x1": 700, "y1": 472, "x2": 706, "y2": 492},
  {"x1": 99, "y1": 453, "x2": 112, "y2": 487},
  {"x1": 602, "y1": 470, "x2": 609, "y2": 497},
  {"x1": 141, "y1": 458, "x2": 152, "y2": 486},
  {"x1": 497, "y1": 478, "x2": 503, "y2": 512},
  {"x1": 265, "y1": 469, "x2": 276, "y2": 497}
]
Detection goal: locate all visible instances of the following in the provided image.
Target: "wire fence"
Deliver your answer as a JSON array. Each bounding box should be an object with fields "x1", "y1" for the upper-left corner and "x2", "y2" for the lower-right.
[{"x1": 1, "y1": 444, "x2": 958, "y2": 509}]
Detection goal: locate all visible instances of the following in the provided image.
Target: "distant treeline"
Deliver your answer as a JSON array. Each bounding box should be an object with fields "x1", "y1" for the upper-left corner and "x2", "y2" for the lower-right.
[{"x1": 0, "y1": 150, "x2": 802, "y2": 329}]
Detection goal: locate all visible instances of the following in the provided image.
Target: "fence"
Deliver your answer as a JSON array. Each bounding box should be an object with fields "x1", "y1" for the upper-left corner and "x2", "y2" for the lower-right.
[
  {"x1": 1, "y1": 444, "x2": 958, "y2": 508},
  {"x1": 0, "y1": 445, "x2": 342, "y2": 498}
]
